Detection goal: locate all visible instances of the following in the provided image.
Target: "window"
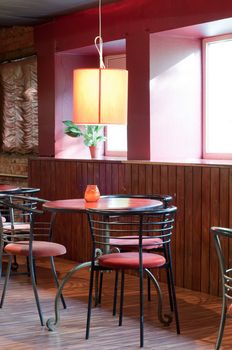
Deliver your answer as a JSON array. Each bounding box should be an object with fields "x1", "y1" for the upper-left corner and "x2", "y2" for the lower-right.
[
  {"x1": 203, "y1": 35, "x2": 232, "y2": 159},
  {"x1": 104, "y1": 54, "x2": 127, "y2": 157}
]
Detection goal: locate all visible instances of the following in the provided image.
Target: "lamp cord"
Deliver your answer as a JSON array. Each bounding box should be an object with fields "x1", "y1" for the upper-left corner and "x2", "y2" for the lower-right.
[{"x1": 94, "y1": 0, "x2": 105, "y2": 69}]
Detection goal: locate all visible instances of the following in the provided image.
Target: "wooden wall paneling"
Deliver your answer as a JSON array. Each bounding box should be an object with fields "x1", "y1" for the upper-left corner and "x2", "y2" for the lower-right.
[
  {"x1": 54, "y1": 160, "x2": 67, "y2": 199},
  {"x1": 160, "y1": 165, "x2": 170, "y2": 285},
  {"x1": 209, "y1": 167, "x2": 220, "y2": 295},
  {"x1": 175, "y1": 166, "x2": 185, "y2": 288},
  {"x1": 75, "y1": 161, "x2": 82, "y2": 197},
  {"x1": 38, "y1": 160, "x2": 49, "y2": 199},
  {"x1": 29, "y1": 159, "x2": 41, "y2": 190},
  {"x1": 81, "y1": 162, "x2": 88, "y2": 197},
  {"x1": 167, "y1": 166, "x2": 177, "y2": 278},
  {"x1": 105, "y1": 163, "x2": 112, "y2": 194},
  {"x1": 160, "y1": 165, "x2": 168, "y2": 196},
  {"x1": 28, "y1": 159, "x2": 232, "y2": 296},
  {"x1": 87, "y1": 162, "x2": 94, "y2": 186},
  {"x1": 138, "y1": 164, "x2": 146, "y2": 194},
  {"x1": 201, "y1": 167, "x2": 211, "y2": 293},
  {"x1": 48, "y1": 159, "x2": 56, "y2": 200},
  {"x1": 158, "y1": 165, "x2": 169, "y2": 283},
  {"x1": 93, "y1": 162, "x2": 100, "y2": 185},
  {"x1": 118, "y1": 163, "x2": 126, "y2": 194},
  {"x1": 191, "y1": 167, "x2": 202, "y2": 291},
  {"x1": 124, "y1": 163, "x2": 132, "y2": 193},
  {"x1": 219, "y1": 168, "x2": 229, "y2": 294},
  {"x1": 67, "y1": 161, "x2": 82, "y2": 260},
  {"x1": 168, "y1": 166, "x2": 177, "y2": 202},
  {"x1": 184, "y1": 166, "x2": 193, "y2": 290},
  {"x1": 152, "y1": 165, "x2": 161, "y2": 194},
  {"x1": 67, "y1": 161, "x2": 79, "y2": 198},
  {"x1": 131, "y1": 164, "x2": 139, "y2": 194},
  {"x1": 52, "y1": 161, "x2": 75, "y2": 255},
  {"x1": 111, "y1": 163, "x2": 119, "y2": 194},
  {"x1": 99, "y1": 162, "x2": 106, "y2": 194},
  {"x1": 43, "y1": 159, "x2": 57, "y2": 198},
  {"x1": 145, "y1": 164, "x2": 152, "y2": 194}
]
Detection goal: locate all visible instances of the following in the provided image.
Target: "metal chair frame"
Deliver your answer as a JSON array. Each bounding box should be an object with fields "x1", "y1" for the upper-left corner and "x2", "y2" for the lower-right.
[
  {"x1": 97, "y1": 194, "x2": 176, "y2": 321},
  {"x1": 0, "y1": 194, "x2": 66, "y2": 326},
  {"x1": 211, "y1": 226, "x2": 232, "y2": 350},
  {"x1": 86, "y1": 205, "x2": 178, "y2": 348},
  {"x1": 0, "y1": 187, "x2": 40, "y2": 272}
]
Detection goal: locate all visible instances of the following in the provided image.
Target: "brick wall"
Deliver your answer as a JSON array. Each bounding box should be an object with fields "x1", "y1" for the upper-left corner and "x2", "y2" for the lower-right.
[
  {"x1": 0, "y1": 26, "x2": 35, "y2": 187},
  {"x1": 0, "y1": 26, "x2": 34, "y2": 61},
  {"x1": 0, "y1": 154, "x2": 28, "y2": 187}
]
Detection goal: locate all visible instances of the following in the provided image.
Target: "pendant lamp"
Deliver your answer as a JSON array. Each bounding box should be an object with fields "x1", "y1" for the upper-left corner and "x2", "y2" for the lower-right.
[{"x1": 73, "y1": 0, "x2": 128, "y2": 125}]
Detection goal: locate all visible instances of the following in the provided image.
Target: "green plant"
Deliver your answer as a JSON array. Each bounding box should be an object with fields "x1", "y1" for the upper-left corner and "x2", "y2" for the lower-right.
[{"x1": 63, "y1": 120, "x2": 106, "y2": 147}]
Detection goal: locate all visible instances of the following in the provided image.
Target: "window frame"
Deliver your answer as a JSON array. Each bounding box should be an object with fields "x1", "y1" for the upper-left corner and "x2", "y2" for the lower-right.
[{"x1": 203, "y1": 34, "x2": 232, "y2": 160}]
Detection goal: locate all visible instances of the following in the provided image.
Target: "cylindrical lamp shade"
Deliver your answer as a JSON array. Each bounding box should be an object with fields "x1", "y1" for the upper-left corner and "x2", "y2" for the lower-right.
[{"x1": 73, "y1": 68, "x2": 128, "y2": 124}]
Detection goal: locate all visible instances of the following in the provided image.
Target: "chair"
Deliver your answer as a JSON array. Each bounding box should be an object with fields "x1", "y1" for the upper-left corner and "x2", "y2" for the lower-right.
[
  {"x1": 0, "y1": 194, "x2": 67, "y2": 326},
  {"x1": 97, "y1": 194, "x2": 176, "y2": 326},
  {"x1": 0, "y1": 187, "x2": 40, "y2": 271},
  {"x1": 86, "y1": 205, "x2": 177, "y2": 347},
  {"x1": 211, "y1": 226, "x2": 232, "y2": 350}
]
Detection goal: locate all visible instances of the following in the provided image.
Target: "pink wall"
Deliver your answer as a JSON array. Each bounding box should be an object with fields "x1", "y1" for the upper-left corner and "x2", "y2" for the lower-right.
[
  {"x1": 34, "y1": 0, "x2": 232, "y2": 159},
  {"x1": 150, "y1": 34, "x2": 202, "y2": 160},
  {"x1": 55, "y1": 54, "x2": 98, "y2": 158}
]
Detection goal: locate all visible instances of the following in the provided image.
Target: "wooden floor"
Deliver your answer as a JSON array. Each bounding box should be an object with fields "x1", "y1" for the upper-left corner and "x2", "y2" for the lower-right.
[{"x1": 0, "y1": 257, "x2": 231, "y2": 350}]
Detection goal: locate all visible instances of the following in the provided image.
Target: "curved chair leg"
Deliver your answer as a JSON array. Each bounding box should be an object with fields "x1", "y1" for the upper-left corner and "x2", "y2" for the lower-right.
[
  {"x1": 119, "y1": 270, "x2": 124, "y2": 326},
  {"x1": 145, "y1": 268, "x2": 172, "y2": 326},
  {"x1": 50, "y1": 257, "x2": 66, "y2": 309},
  {"x1": 29, "y1": 252, "x2": 44, "y2": 326},
  {"x1": 215, "y1": 298, "x2": 227, "y2": 350},
  {"x1": 47, "y1": 261, "x2": 91, "y2": 331},
  {"x1": 0, "y1": 255, "x2": 12, "y2": 307},
  {"x1": 147, "y1": 269, "x2": 173, "y2": 308}
]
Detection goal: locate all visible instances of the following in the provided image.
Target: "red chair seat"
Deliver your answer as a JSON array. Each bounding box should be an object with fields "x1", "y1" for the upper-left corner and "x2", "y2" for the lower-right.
[
  {"x1": 99, "y1": 252, "x2": 166, "y2": 269},
  {"x1": 4, "y1": 241, "x2": 66, "y2": 257},
  {"x1": 110, "y1": 236, "x2": 163, "y2": 250}
]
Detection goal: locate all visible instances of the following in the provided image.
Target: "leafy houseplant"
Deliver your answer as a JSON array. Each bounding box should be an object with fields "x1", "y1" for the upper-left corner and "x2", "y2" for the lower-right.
[{"x1": 63, "y1": 120, "x2": 106, "y2": 158}]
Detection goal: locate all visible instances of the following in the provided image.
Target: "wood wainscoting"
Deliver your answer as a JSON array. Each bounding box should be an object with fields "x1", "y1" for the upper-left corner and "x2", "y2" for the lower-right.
[{"x1": 28, "y1": 158, "x2": 232, "y2": 296}]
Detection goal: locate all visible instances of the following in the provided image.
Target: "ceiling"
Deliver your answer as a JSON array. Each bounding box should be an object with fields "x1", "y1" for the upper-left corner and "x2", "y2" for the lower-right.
[{"x1": 0, "y1": 0, "x2": 117, "y2": 27}]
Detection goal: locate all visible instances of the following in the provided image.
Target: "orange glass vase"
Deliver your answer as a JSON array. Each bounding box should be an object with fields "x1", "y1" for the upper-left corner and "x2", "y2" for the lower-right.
[{"x1": 84, "y1": 185, "x2": 100, "y2": 202}]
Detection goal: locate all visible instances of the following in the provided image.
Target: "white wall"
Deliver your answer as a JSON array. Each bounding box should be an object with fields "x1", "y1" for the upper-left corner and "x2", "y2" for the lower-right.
[{"x1": 150, "y1": 33, "x2": 202, "y2": 160}]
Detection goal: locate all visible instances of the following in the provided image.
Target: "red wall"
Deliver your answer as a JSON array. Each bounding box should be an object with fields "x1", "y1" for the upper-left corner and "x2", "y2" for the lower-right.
[{"x1": 34, "y1": 0, "x2": 232, "y2": 159}]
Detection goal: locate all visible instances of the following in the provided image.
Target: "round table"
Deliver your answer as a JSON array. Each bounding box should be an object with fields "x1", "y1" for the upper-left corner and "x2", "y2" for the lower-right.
[
  {"x1": 44, "y1": 196, "x2": 163, "y2": 331},
  {"x1": 43, "y1": 197, "x2": 163, "y2": 213},
  {"x1": 0, "y1": 184, "x2": 19, "y2": 193}
]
